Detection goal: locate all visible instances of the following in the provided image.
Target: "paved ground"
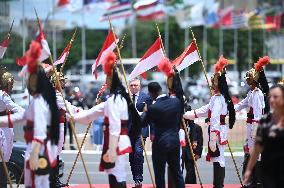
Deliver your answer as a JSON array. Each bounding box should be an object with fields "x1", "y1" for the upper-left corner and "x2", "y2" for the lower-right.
[{"x1": 60, "y1": 151, "x2": 244, "y2": 185}]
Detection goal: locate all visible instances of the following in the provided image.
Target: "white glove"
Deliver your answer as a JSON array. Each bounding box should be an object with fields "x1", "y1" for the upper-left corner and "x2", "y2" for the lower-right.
[
  {"x1": 179, "y1": 129, "x2": 186, "y2": 147},
  {"x1": 103, "y1": 134, "x2": 119, "y2": 163},
  {"x1": 29, "y1": 141, "x2": 41, "y2": 171},
  {"x1": 252, "y1": 122, "x2": 258, "y2": 141},
  {"x1": 183, "y1": 110, "x2": 195, "y2": 120},
  {"x1": 209, "y1": 132, "x2": 218, "y2": 152}
]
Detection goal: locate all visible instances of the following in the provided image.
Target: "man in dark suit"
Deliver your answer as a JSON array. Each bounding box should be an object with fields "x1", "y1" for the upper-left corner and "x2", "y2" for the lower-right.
[
  {"x1": 128, "y1": 77, "x2": 152, "y2": 188},
  {"x1": 141, "y1": 82, "x2": 185, "y2": 188}
]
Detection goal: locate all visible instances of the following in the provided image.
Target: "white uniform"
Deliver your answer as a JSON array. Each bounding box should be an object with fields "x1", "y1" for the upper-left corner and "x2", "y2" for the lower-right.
[
  {"x1": 73, "y1": 94, "x2": 132, "y2": 182},
  {"x1": 0, "y1": 95, "x2": 57, "y2": 188},
  {"x1": 0, "y1": 90, "x2": 24, "y2": 162},
  {"x1": 56, "y1": 91, "x2": 80, "y2": 154},
  {"x1": 184, "y1": 94, "x2": 228, "y2": 167},
  {"x1": 234, "y1": 88, "x2": 265, "y2": 152}
]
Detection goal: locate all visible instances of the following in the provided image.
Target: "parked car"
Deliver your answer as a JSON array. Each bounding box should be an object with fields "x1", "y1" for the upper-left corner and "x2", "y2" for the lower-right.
[{"x1": 6, "y1": 141, "x2": 64, "y2": 184}]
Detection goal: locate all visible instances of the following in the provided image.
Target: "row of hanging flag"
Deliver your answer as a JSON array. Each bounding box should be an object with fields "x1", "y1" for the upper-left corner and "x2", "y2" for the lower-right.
[
  {"x1": 0, "y1": 10, "x2": 200, "y2": 80},
  {"x1": 55, "y1": 0, "x2": 284, "y2": 30}
]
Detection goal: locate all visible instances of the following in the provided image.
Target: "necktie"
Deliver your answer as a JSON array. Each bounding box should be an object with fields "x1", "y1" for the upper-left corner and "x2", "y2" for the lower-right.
[{"x1": 132, "y1": 94, "x2": 136, "y2": 107}]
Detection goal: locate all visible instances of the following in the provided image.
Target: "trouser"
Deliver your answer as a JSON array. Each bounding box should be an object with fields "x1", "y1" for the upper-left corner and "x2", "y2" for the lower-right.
[
  {"x1": 243, "y1": 153, "x2": 262, "y2": 188},
  {"x1": 57, "y1": 123, "x2": 65, "y2": 155},
  {"x1": 152, "y1": 144, "x2": 185, "y2": 188},
  {"x1": 129, "y1": 137, "x2": 145, "y2": 182},
  {"x1": 64, "y1": 122, "x2": 74, "y2": 147},
  {"x1": 105, "y1": 154, "x2": 127, "y2": 183},
  {"x1": 0, "y1": 162, "x2": 7, "y2": 188},
  {"x1": 184, "y1": 159, "x2": 196, "y2": 184},
  {"x1": 108, "y1": 174, "x2": 126, "y2": 188},
  {"x1": 25, "y1": 166, "x2": 49, "y2": 188},
  {"x1": 213, "y1": 162, "x2": 225, "y2": 188}
]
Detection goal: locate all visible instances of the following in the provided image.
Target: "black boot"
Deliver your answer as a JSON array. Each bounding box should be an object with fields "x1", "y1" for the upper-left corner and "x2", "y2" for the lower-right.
[
  {"x1": 0, "y1": 162, "x2": 7, "y2": 188},
  {"x1": 50, "y1": 157, "x2": 68, "y2": 188},
  {"x1": 109, "y1": 174, "x2": 126, "y2": 188},
  {"x1": 213, "y1": 162, "x2": 225, "y2": 188},
  {"x1": 55, "y1": 156, "x2": 68, "y2": 187}
]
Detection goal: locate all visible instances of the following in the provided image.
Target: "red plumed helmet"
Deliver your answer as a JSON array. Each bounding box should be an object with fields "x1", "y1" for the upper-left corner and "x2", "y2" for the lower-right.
[
  {"x1": 255, "y1": 56, "x2": 270, "y2": 72},
  {"x1": 214, "y1": 55, "x2": 228, "y2": 73},
  {"x1": 158, "y1": 57, "x2": 174, "y2": 77},
  {"x1": 27, "y1": 41, "x2": 42, "y2": 73},
  {"x1": 102, "y1": 51, "x2": 117, "y2": 76}
]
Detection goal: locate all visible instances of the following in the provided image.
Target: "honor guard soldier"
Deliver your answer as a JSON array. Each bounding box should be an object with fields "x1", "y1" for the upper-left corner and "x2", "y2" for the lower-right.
[
  {"x1": 184, "y1": 56, "x2": 236, "y2": 188},
  {"x1": 0, "y1": 66, "x2": 24, "y2": 188},
  {"x1": 234, "y1": 56, "x2": 270, "y2": 188},
  {"x1": 0, "y1": 41, "x2": 60, "y2": 188},
  {"x1": 50, "y1": 70, "x2": 80, "y2": 187},
  {"x1": 72, "y1": 51, "x2": 132, "y2": 188}
]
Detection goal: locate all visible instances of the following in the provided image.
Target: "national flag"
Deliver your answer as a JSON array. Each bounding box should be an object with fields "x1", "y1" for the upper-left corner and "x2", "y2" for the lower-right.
[
  {"x1": 83, "y1": 0, "x2": 111, "y2": 11},
  {"x1": 213, "y1": 6, "x2": 234, "y2": 28},
  {"x1": 92, "y1": 30, "x2": 119, "y2": 78},
  {"x1": 0, "y1": 20, "x2": 14, "y2": 59},
  {"x1": 35, "y1": 16, "x2": 51, "y2": 62},
  {"x1": 134, "y1": 0, "x2": 165, "y2": 21},
  {"x1": 0, "y1": 37, "x2": 9, "y2": 59},
  {"x1": 205, "y1": 1, "x2": 219, "y2": 27},
  {"x1": 265, "y1": 12, "x2": 283, "y2": 30},
  {"x1": 129, "y1": 38, "x2": 164, "y2": 80},
  {"x1": 175, "y1": 2, "x2": 205, "y2": 29},
  {"x1": 17, "y1": 14, "x2": 51, "y2": 66},
  {"x1": 100, "y1": 0, "x2": 132, "y2": 21},
  {"x1": 231, "y1": 9, "x2": 247, "y2": 29},
  {"x1": 172, "y1": 41, "x2": 200, "y2": 71}
]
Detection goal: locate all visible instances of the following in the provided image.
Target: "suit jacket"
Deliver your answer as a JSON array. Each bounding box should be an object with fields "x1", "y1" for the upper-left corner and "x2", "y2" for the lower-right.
[
  {"x1": 128, "y1": 91, "x2": 152, "y2": 138},
  {"x1": 141, "y1": 95, "x2": 182, "y2": 150},
  {"x1": 184, "y1": 122, "x2": 203, "y2": 160}
]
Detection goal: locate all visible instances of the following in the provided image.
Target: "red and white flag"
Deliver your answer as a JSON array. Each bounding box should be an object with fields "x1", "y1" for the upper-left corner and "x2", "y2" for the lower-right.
[
  {"x1": 44, "y1": 43, "x2": 71, "y2": 72},
  {"x1": 129, "y1": 37, "x2": 164, "y2": 80},
  {"x1": 35, "y1": 20, "x2": 51, "y2": 62},
  {"x1": 92, "y1": 30, "x2": 118, "y2": 78},
  {"x1": 0, "y1": 37, "x2": 9, "y2": 59},
  {"x1": 17, "y1": 17, "x2": 51, "y2": 70},
  {"x1": 173, "y1": 41, "x2": 200, "y2": 71},
  {"x1": 134, "y1": 0, "x2": 165, "y2": 21}
]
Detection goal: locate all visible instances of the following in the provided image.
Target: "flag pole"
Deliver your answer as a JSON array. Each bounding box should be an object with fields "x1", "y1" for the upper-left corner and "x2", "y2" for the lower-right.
[
  {"x1": 190, "y1": 28, "x2": 244, "y2": 188},
  {"x1": 155, "y1": 23, "x2": 166, "y2": 55},
  {"x1": 60, "y1": 28, "x2": 77, "y2": 73},
  {"x1": 34, "y1": 9, "x2": 92, "y2": 188},
  {"x1": 108, "y1": 17, "x2": 156, "y2": 188},
  {"x1": 7, "y1": 19, "x2": 14, "y2": 39}
]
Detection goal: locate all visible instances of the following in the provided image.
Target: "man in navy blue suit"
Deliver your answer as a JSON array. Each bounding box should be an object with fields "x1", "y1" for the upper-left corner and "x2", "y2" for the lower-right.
[
  {"x1": 128, "y1": 77, "x2": 152, "y2": 188},
  {"x1": 141, "y1": 82, "x2": 185, "y2": 188}
]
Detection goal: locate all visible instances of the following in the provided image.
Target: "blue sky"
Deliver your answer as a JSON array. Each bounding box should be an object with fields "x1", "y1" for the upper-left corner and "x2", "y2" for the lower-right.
[{"x1": 9, "y1": 0, "x2": 125, "y2": 29}]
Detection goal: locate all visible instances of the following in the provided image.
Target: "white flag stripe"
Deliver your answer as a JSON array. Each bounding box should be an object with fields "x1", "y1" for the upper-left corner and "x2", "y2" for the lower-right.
[
  {"x1": 18, "y1": 65, "x2": 28, "y2": 77},
  {"x1": 54, "y1": 52, "x2": 68, "y2": 66},
  {"x1": 176, "y1": 50, "x2": 199, "y2": 71},
  {"x1": 0, "y1": 46, "x2": 7, "y2": 59},
  {"x1": 136, "y1": 5, "x2": 163, "y2": 16},
  {"x1": 38, "y1": 39, "x2": 51, "y2": 62},
  {"x1": 91, "y1": 41, "x2": 116, "y2": 76},
  {"x1": 129, "y1": 48, "x2": 164, "y2": 80}
]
